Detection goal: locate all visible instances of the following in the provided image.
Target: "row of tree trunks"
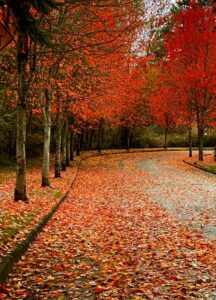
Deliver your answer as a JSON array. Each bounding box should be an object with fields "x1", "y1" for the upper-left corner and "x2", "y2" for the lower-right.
[{"x1": 54, "y1": 115, "x2": 78, "y2": 178}]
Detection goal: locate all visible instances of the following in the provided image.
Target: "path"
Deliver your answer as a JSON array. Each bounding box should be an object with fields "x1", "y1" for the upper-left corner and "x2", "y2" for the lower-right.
[{"x1": 3, "y1": 151, "x2": 216, "y2": 299}]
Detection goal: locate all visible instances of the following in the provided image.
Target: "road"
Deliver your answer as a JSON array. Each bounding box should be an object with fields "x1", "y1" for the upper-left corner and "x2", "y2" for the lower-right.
[
  {"x1": 5, "y1": 151, "x2": 216, "y2": 299},
  {"x1": 134, "y1": 151, "x2": 216, "y2": 239}
]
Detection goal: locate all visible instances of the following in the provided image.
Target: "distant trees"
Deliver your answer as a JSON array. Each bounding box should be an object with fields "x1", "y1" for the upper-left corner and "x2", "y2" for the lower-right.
[
  {"x1": 146, "y1": 0, "x2": 216, "y2": 159},
  {"x1": 164, "y1": 1, "x2": 216, "y2": 160}
]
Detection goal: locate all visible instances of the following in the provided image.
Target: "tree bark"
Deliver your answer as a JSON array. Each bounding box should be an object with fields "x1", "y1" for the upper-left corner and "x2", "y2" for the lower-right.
[
  {"x1": 164, "y1": 127, "x2": 168, "y2": 149},
  {"x1": 76, "y1": 134, "x2": 81, "y2": 156},
  {"x1": 66, "y1": 128, "x2": 71, "y2": 167},
  {"x1": 70, "y1": 131, "x2": 75, "y2": 161},
  {"x1": 198, "y1": 126, "x2": 204, "y2": 161},
  {"x1": 188, "y1": 125, "x2": 193, "y2": 157},
  {"x1": 88, "y1": 129, "x2": 93, "y2": 150},
  {"x1": 80, "y1": 130, "x2": 84, "y2": 150},
  {"x1": 126, "y1": 127, "x2": 133, "y2": 150},
  {"x1": 41, "y1": 89, "x2": 51, "y2": 187},
  {"x1": 54, "y1": 109, "x2": 62, "y2": 178},
  {"x1": 98, "y1": 118, "x2": 104, "y2": 153},
  {"x1": 14, "y1": 33, "x2": 28, "y2": 202},
  {"x1": 115, "y1": 125, "x2": 121, "y2": 149},
  {"x1": 62, "y1": 118, "x2": 68, "y2": 171},
  {"x1": 15, "y1": 105, "x2": 28, "y2": 201}
]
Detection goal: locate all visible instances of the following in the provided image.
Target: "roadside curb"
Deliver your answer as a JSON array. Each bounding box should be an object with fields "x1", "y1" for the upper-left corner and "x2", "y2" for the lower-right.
[{"x1": 183, "y1": 158, "x2": 216, "y2": 175}]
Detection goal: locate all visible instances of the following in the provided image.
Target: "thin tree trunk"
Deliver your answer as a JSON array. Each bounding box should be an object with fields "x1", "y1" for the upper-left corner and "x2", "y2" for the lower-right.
[
  {"x1": 115, "y1": 125, "x2": 121, "y2": 149},
  {"x1": 66, "y1": 129, "x2": 71, "y2": 167},
  {"x1": 88, "y1": 129, "x2": 93, "y2": 150},
  {"x1": 26, "y1": 110, "x2": 32, "y2": 134},
  {"x1": 80, "y1": 130, "x2": 84, "y2": 151},
  {"x1": 54, "y1": 110, "x2": 62, "y2": 178},
  {"x1": 76, "y1": 134, "x2": 81, "y2": 156},
  {"x1": 198, "y1": 126, "x2": 204, "y2": 161},
  {"x1": 62, "y1": 118, "x2": 68, "y2": 171},
  {"x1": 14, "y1": 33, "x2": 28, "y2": 202},
  {"x1": 98, "y1": 118, "x2": 104, "y2": 153},
  {"x1": 188, "y1": 125, "x2": 192, "y2": 157},
  {"x1": 130, "y1": 130, "x2": 133, "y2": 148},
  {"x1": 41, "y1": 89, "x2": 51, "y2": 187},
  {"x1": 164, "y1": 127, "x2": 168, "y2": 149},
  {"x1": 70, "y1": 131, "x2": 75, "y2": 161},
  {"x1": 85, "y1": 130, "x2": 89, "y2": 149},
  {"x1": 126, "y1": 126, "x2": 133, "y2": 150},
  {"x1": 9, "y1": 126, "x2": 16, "y2": 158},
  {"x1": 126, "y1": 128, "x2": 130, "y2": 150}
]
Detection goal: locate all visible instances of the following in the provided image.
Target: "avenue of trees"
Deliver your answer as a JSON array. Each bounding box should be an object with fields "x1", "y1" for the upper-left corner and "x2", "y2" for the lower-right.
[{"x1": 0, "y1": 0, "x2": 215, "y2": 201}]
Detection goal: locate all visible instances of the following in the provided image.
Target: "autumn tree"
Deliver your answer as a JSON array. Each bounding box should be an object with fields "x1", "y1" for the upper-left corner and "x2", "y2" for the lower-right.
[
  {"x1": 164, "y1": 1, "x2": 216, "y2": 160},
  {"x1": 2, "y1": 1, "x2": 58, "y2": 201}
]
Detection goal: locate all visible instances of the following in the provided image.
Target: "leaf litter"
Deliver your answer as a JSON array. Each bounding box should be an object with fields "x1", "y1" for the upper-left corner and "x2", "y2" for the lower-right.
[{"x1": 1, "y1": 151, "x2": 216, "y2": 299}]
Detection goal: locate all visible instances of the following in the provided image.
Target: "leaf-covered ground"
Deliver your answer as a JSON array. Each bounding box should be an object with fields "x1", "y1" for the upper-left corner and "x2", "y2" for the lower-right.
[
  {"x1": 1, "y1": 151, "x2": 216, "y2": 299},
  {"x1": 0, "y1": 157, "x2": 82, "y2": 260}
]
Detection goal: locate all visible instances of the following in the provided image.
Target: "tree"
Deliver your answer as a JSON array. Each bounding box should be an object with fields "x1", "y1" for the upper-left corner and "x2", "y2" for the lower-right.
[
  {"x1": 4, "y1": 0, "x2": 58, "y2": 201},
  {"x1": 164, "y1": 2, "x2": 216, "y2": 160}
]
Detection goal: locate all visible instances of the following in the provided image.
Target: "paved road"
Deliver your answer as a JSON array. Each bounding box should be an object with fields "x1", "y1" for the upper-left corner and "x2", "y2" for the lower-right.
[
  {"x1": 131, "y1": 151, "x2": 216, "y2": 239},
  {"x1": 5, "y1": 151, "x2": 216, "y2": 299}
]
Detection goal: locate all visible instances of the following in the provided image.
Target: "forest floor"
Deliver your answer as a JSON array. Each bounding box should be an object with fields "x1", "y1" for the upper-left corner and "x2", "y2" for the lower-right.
[{"x1": 0, "y1": 150, "x2": 216, "y2": 299}]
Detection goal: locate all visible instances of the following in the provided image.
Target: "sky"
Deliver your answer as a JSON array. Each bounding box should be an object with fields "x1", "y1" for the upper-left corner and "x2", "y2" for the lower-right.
[{"x1": 133, "y1": 0, "x2": 177, "y2": 56}]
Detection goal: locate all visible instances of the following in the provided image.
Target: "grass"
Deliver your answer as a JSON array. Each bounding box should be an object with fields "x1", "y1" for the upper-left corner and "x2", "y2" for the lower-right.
[
  {"x1": 53, "y1": 191, "x2": 62, "y2": 199},
  {"x1": 202, "y1": 165, "x2": 216, "y2": 173},
  {"x1": 0, "y1": 211, "x2": 40, "y2": 243}
]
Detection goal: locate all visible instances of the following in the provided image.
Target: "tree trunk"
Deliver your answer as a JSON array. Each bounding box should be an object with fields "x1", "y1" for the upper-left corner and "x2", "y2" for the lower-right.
[
  {"x1": 130, "y1": 130, "x2": 134, "y2": 148},
  {"x1": 14, "y1": 33, "x2": 28, "y2": 202},
  {"x1": 98, "y1": 118, "x2": 104, "y2": 153},
  {"x1": 80, "y1": 130, "x2": 84, "y2": 150},
  {"x1": 9, "y1": 127, "x2": 16, "y2": 158},
  {"x1": 198, "y1": 126, "x2": 204, "y2": 161},
  {"x1": 70, "y1": 131, "x2": 75, "y2": 161},
  {"x1": 85, "y1": 130, "x2": 89, "y2": 149},
  {"x1": 88, "y1": 129, "x2": 93, "y2": 150},
  {"x1": 15, "y1": 105, "x2": 28, "y2": 201},
  {"x1": 41, "y1": 89, "x2": 51, "y2": 187},
  {"x1": 26, "y1": 110, "x2": 32, "y2": 135},
  {"x1": 76, "y1": 134, "x2": 81, "y2": 156},
  {"x1": 66, "y1": 129, "x2": 71, "y2": 167},
  {"x1": 115, "y1": 126, "x2": 121, "y2": 149},
  {"x1": 188, "y1": 126, "x2": 192, "y2": 157},
  {"x1": 126, "y1": 126, "x2": 133, "y2": 150},
  {"x1": 164, "y1": 127, "x2": 168, "y2": 149},
  {"x1": 54, "y1": 110, "x2": 62, "y2": 178},
  {"x1": 62, "y1": 118, "x2": 68, "y2": 171}
]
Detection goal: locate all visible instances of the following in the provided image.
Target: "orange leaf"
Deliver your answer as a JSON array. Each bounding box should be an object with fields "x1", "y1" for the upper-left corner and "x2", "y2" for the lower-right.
[{"x1": 94, "y1": 286, "x2": 104, "y2": 293}]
